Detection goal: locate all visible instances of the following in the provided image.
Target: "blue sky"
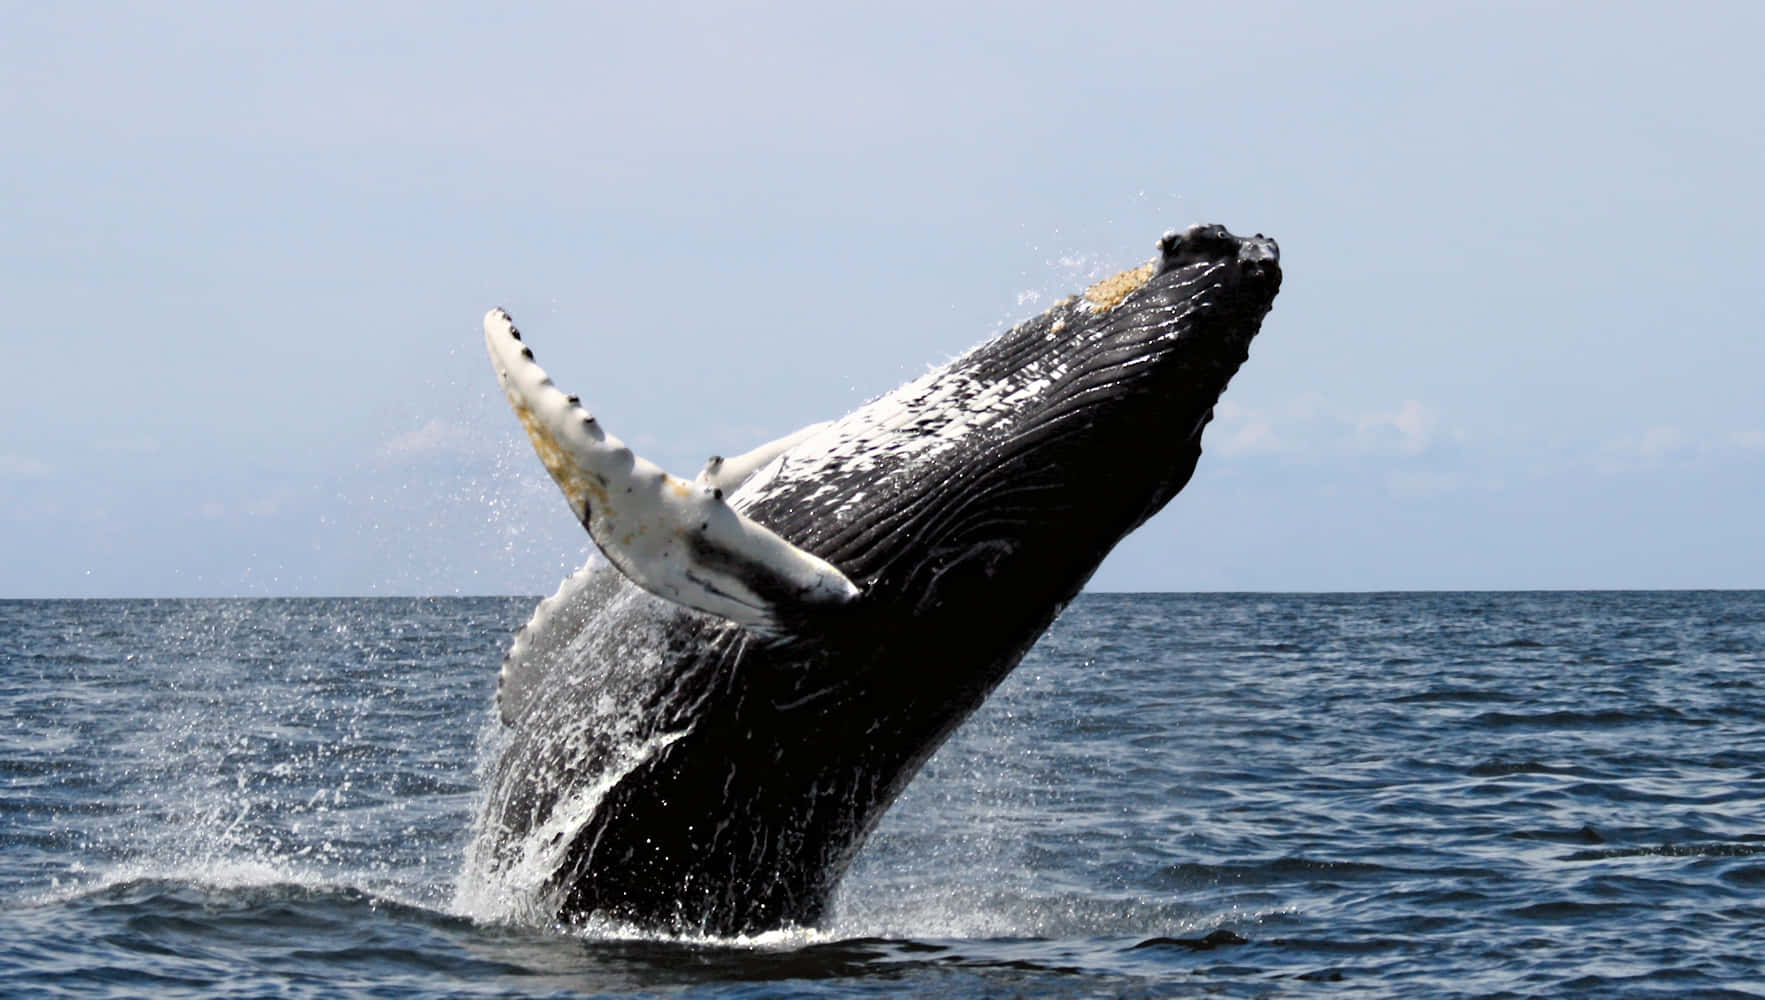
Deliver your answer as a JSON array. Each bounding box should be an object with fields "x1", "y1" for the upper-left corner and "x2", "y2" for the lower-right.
[{"x1": 3, "y1": 2, "x2": 1760, "y2": 597}]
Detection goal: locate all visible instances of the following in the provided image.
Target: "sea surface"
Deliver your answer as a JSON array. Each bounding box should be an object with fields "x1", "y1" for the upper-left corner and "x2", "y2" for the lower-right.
[{"x1": 3, "y1": 592, "x2": 1763, "y2": 998}]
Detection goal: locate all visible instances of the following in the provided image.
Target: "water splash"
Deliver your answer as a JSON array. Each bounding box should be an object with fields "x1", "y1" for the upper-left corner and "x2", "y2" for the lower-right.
[{"x1": 19, "y1": 599, "x2": 512, "y2": 916}]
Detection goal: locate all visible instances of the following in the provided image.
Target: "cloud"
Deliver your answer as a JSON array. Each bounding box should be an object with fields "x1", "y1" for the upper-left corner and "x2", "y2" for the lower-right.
[
  {"x1": 1730, "y1": 429, "x2": 1765, "y2": 452},
  {"x1": 1210, "y1": 397, "x2": 1445, "y2": 459},
  {"x1": 1355, "y1": 400, "x2": 1438, "y2": 456},
  {"x1": 1385, "y1": 469, "x2": 1465, "y2": 497},
  {"x1": 0, "y1": 455, "x2": 53, "y2": 480},
  {"x1": 98, "y1": 435, "x2": 161, "y2": 455},
  {"x1": 378, "y1": 419, "x2": 479, "y2": 463},
  {"x1": 1217, "y1": 418, "x2": 1283, "y2": 456},
  {"x1": 1635, "y1": 425, "x2": 1685, "y2": 459},
  {"x1": 1212, "y1": 401, "x2": 1284, "y2": 456},
  {"x1": 1591, "y1": 424, "x2": 1765, "y2": 474},
  {"x1": 1595, "y1": 424, "x2": 1689, "y2": 474},
  {"x1": 198, "y1": 493, "x2": 287, "y2": 520}
]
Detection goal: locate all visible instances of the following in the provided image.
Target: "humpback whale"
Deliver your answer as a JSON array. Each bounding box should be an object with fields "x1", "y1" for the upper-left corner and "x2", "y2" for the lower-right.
[{"x1": 469, "y1": 224, "x2": 1282, "y2": 936}]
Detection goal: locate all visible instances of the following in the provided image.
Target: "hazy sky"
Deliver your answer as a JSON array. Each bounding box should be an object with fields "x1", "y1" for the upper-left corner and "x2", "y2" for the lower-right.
[{"x1": 4, "y1": 2, "x2": 1761, "y2": 597}]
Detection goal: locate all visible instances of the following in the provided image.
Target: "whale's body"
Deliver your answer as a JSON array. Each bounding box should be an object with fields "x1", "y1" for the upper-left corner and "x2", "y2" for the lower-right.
[{"x1": 469, "y1": 226, "x2": 1282, "y2": 935}]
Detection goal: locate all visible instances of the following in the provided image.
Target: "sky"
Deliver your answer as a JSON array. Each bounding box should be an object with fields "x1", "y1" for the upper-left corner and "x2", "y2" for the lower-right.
[{"x1": 3, "y1": 1, "x2": 1761, "y2": 597}]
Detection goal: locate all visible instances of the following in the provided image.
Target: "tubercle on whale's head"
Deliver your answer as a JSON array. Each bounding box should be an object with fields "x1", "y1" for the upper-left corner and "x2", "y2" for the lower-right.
[{"x1": 1156, "y1": 222, "x2": 1278, "y2": 274}]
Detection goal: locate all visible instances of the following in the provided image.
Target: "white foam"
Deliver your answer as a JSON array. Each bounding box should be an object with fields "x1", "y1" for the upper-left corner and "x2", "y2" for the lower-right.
[{"x1": 454, "y1": 727, "x2": 690, "y2": 925}]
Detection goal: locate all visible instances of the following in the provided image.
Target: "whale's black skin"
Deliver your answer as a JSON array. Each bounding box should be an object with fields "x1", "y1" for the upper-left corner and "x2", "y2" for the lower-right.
[{"x1": 473, "y1": 225, "x2": 1281, "y2": 936}]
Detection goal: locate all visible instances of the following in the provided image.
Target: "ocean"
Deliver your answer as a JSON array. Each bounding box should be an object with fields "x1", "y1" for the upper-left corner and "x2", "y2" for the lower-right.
[{"x1": 2, "y1": 592, "x2": 1762, "y2": 998}]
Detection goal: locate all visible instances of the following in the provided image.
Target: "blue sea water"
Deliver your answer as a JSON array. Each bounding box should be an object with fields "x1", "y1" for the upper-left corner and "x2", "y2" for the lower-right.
[{"x1": 2, "y1": 592, "x2": 1763, "y2": 998}]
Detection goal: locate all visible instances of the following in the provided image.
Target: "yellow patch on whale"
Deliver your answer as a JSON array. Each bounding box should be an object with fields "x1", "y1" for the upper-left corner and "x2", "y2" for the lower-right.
[
  {"x1": 1083, "y1": 261, "x2": 1156, "y2": 312},
  {"x1": 514, "y1": 405, "x2": 609, "y2": 519}
]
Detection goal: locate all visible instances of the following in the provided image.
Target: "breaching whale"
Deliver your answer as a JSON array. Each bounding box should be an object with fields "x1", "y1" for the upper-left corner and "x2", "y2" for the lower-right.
[{"x1": 469, "y1": 224, "x2": 1282, "y2": 936}]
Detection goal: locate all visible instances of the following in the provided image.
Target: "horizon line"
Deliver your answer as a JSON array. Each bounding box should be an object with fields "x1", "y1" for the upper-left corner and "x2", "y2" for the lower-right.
[{"x1": 4, "y1": 587, "x2": 1762, "y2": 602}]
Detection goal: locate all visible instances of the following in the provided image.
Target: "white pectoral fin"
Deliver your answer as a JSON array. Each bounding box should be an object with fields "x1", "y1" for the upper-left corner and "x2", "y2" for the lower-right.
[
  {"x1": 484, "y1": 309, "x2": 860, "y2": 631},
  {"x1": 694, "y1": 421, "x2": 833, "y2": 494}
]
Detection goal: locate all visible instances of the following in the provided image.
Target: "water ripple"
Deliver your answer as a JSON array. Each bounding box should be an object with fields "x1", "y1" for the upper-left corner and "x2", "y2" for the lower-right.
[{"x1": 4, "y1": 593, "x2": 1764, "y2": 997}]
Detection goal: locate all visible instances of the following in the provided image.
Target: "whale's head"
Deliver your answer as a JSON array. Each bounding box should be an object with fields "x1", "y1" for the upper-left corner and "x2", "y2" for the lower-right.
[{"x1": 738, "y1": 224, "x2": 1281, "y2": 642}]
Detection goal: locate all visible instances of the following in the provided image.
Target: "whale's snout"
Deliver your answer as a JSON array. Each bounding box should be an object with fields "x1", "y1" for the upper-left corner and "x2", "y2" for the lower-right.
[
  {"x1": 1156, "y1": 223, "x2": 1279, "y2": 278},
  {"x1": 1237, "y1": 233, "x2": 1278, "y2": 265},
  {"x1": 1237, "y1": 235, "x2": 1279, "y2": 286}
]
